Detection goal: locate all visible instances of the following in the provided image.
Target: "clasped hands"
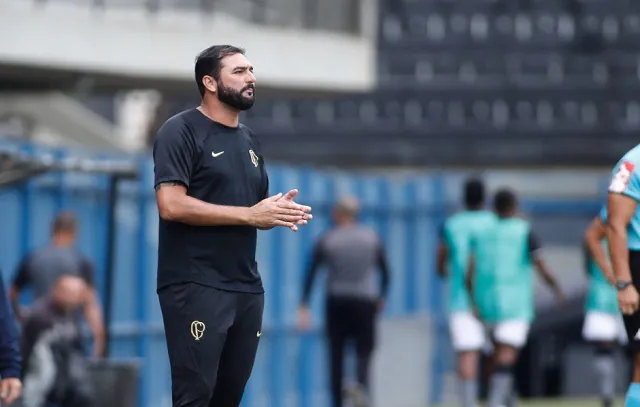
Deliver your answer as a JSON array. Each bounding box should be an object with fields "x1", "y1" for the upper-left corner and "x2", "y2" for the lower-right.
[{"x1": 250, "y1": 189, "x2": 313, "y2": 232}]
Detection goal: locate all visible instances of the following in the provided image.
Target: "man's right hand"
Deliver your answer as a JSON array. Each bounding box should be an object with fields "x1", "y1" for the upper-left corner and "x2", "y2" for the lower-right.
[
  {"x1": 0, "y1": 377, "x2": 21, "y2": 405},
  {"x1": 619, "y1": 284, "x2": 640, "y2": 315},
  {"x1": 249, "y1": 192, "x2": 312, "y2": 231}
]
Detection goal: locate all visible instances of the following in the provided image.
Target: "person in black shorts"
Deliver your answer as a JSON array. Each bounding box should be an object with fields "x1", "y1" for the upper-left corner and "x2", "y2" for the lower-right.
[{"x1": 152, "y1": 44, "x2": 313, "y2": 407}]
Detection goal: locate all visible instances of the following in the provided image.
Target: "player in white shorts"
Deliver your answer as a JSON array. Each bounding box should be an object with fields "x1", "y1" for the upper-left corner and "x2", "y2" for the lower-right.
[
  {"x1": 437, "y1": 179, "x2": 495, "y2": 407},
  {"x1": 467, "y1": 189, "x2": 564, "y2": 407},
  {"x1": 584, "y1": 210, "x2": 627, "y2": 407}
]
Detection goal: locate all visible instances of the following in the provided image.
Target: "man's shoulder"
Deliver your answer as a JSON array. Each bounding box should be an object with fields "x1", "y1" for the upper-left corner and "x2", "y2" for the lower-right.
[
  {"x1": 622, "y1": 144, "x2": 640, "y2": 162},
  {"x1": 20, "y1": 246, "x2": 48, "y2": 265},
  {"x1": 238, "y1": 123, "x2": 261, "y2": 145},
  {"x1": 613, "y1": 144, "x2": 640, "y2": 174},
  {"x1": 501, "y1": 217, "x2": 531, "y2": 233},
  {"x1": 346, "y1": 225, "x2": 379, "y2": 243},
  {"x1": 156, "y1": 109, "x2": 200, "y2": 139},
  {"x1": 238, "y1": 122, "x2": 255, "y2": 136},
  {"x1": 446, "y1": 210, "x2": 492, "y2": 229}
]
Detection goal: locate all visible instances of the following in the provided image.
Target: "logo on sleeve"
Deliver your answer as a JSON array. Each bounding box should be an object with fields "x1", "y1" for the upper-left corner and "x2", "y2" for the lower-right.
[
  {"x1": 609, "y1": 161, "x2": 636, "y2": 193},
  {"x1": 249, "y1": 150, "x2": 259, "y2": 167}
]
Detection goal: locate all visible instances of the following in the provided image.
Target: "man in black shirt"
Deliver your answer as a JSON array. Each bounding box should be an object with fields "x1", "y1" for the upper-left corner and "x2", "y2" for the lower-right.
[{"x1": 153, "y1": 45, "x2": 313, "y2": 407}]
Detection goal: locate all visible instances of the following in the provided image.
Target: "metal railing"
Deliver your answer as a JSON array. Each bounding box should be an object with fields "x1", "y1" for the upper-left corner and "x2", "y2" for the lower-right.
[{"x1": 28, "y1": 0, "x2": 363, "y2": 35}]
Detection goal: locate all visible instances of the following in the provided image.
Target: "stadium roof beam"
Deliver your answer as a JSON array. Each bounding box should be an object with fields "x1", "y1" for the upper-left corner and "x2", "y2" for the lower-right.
[
  {"x1": 0, "y1": 149, "x2": 138, "y2": 188},
  {"x1": 0, "y1": 63, "x2": 351, "y2": 98}
]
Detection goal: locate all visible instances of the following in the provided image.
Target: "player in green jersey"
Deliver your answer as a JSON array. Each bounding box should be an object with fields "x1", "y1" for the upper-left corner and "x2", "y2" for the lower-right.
[
  {"x1": 467, "y1": 188, "x2": 564, "y2": 407},
  {"x1": 437, "y1": 179, "x2": 496, "y2": 407}
]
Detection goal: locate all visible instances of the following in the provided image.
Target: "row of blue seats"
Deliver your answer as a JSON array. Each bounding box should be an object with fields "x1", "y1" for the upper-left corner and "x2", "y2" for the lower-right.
[
  {"x1": 380, "y1": 13, "x2": 640, "y2": 50},
  {"x1": 241, "y1": 100, "x2": 640, "y2": 130},
  {"x1": 385, "y1": 0, "x2": 640, "y2": 14},
  {"x1": 378, "y1": 53, "x2": 640, "y2": 87}
]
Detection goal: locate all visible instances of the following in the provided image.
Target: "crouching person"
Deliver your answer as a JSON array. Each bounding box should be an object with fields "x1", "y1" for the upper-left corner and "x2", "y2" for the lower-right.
[{"x1": 21, "y1": 274, "x2": 94, "y2": 407}]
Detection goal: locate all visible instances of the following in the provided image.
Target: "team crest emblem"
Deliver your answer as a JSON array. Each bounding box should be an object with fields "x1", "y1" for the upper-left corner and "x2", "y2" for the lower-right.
[
  {"x1": 190, "y1": 320, "x2": 205, "y2": 341},
  {"x1": 249, "y1": 150, "x2": 259, "y2": 167}
]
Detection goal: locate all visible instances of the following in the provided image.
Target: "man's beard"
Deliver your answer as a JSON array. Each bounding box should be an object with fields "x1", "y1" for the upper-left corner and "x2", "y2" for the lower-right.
[{"x1": 217, "y1": 81, "x2": 255, "y2": 111}]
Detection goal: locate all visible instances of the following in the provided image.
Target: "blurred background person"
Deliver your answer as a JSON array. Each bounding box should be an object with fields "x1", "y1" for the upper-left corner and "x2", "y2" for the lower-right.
[
  {"x1": 9, "y1": 211, "x2": 105, "y2": 358},
  {"x1": 20, "y1": 274, "x2": 94, "y2": 407},
  {"x1": 298, "y1": 196, "x2": 390, "y2": 407},
  {"x1": 436, "y1": 178, "x2": 495, "y2": 407},
  {"x1": 468, "y1": 189, "x2": 564, "y2": 407},
  {"x1": 584, "y1": 210, "x2": 627, "y2": 407},
  {"x1": 0, "y1": 272, "x2": 23, "y2": 406}
]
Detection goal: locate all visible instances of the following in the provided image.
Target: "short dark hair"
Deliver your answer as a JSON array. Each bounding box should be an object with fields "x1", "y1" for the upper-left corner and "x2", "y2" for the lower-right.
[
  {"x1": 194, "y1": 45, "x2": 245, "y2": 97},
  {"x1": 52, "y1": 211, "x2": 77, "y2": 235},
  {"x1": 463, "y1": 178, "x2": 485, "y2": 209},
  {"x1": 493, "y1": 189, "x2": 517, "y2": 215}
]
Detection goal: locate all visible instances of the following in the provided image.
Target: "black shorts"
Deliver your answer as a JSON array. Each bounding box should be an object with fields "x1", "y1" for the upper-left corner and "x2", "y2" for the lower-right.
[
  {"x1": 623, "y1": 250, "x2": 640, "y2": 351},
  {"x1": 158, "y1": 283, "x2": 264, "y2": 407}
]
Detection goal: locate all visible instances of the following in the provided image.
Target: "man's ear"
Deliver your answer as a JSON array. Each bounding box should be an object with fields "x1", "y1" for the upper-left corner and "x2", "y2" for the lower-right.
[{"x1": 203, "y1": 76, "x2": 217, "y2": 93}]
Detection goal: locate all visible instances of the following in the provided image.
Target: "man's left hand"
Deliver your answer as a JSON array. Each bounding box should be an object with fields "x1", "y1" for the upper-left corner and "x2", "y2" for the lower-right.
[
  {"x1": 0, "y1": 377, "x2": 22, "y2": 405},
  {"x1": 278, "y1": 189, "x2": 313, "y2": 231}
]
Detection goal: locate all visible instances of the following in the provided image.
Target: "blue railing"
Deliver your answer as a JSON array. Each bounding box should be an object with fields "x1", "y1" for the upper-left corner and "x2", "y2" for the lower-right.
[{"x1": 0, "y1": 140, "x2": 608, "y2": 407}]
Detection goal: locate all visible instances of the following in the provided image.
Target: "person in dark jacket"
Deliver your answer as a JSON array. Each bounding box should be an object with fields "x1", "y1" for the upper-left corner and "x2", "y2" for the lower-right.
[
  {"x1": 0, "y1": 274, "x2": 23, "y2": 405},
  {"x1": 20, "y1": 274, "x2": 93, "y2": 407}
]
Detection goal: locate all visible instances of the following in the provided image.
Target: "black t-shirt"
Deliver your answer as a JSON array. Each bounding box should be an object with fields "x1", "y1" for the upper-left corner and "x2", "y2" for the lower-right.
[{"x1": 153, "y1": 109, "x2": 269, "y2": 293}]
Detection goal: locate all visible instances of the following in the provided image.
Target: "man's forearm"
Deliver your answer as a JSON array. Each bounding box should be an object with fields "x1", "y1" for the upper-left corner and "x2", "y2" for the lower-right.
[
  {"x1": 465, "y1": 271, "x2": 478, "y2": 313},
  {"x1": 84, "y1": 290, "x2": 106, "y2": 357},
  {"x1": 159, "y1": 195, "x2": 252, "y2": 226},
  {"x1": 607, "y1": 223, "x2": 632, "y2": 281},
  {"x1": 586, "y1": 237, "x2": 614, "y2": 279},
  {"x1": 532, "y1": 258, "x2": 563, "y2": 299}
]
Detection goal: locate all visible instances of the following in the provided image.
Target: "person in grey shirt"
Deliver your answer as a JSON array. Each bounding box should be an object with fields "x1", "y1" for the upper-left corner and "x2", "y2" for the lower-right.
[
  {"x1": 9, "y1": 211, "x2": 106, "y2": 358},
  {"x1": 297, "y1": 196, "x2": 390, "y2": 407}
]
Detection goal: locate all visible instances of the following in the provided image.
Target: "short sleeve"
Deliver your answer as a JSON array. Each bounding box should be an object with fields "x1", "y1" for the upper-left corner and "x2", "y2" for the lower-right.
[
  {"x1": 79, "y1": 256, "x2": 95, "y2": 287},
  {"x1": 598, "y1": 205, "x2": 608, "y2": 223},
  {"x1": 608, "y1": 160, "x2": 640, "y2": 201},
  {"x1": 153, "y1": 117, "x2": 195, "y2": 189},
  {"x1": 263, "y1": 173, "x2": 270, "y2": 200},
  {"x1": 528, "y1": 231, "x2": 541, "y2": 255},
  {"x1": 12, "y1": 254, "x2": 32, "y2": 289},
  {"x1": 438, "y1": 221, "x2": 448, "y2": 243}
]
